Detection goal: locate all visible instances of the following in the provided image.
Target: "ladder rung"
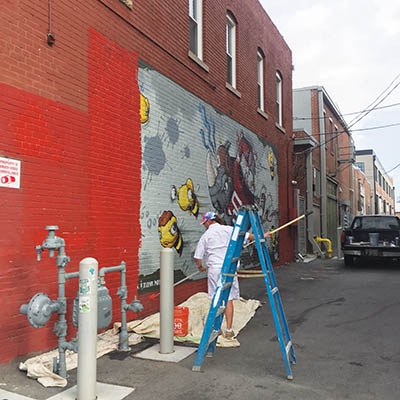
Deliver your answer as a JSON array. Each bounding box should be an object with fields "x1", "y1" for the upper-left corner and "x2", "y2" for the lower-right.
[
  {"x1": 216, "y1": 305, "x2": 225, "y2": 317},
  {"x1": 223, "y1": 273, "x2": 265, "y2": 278},
  {"x1": 209, "y1": 330, "x2": 220, "y2": 344},
  {"x1": 271, "y1": 287, "x2": 278, "y2": 295},
  {"x1": 237, "y1": 269, "x2": 263, "y2": 274},
  {"x1": 285, "y1": 340, "x2": 293, "y2": 355}
]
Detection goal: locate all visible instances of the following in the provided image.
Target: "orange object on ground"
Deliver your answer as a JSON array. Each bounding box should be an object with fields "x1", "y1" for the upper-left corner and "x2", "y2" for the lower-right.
[{"x1": 174, "y1": 306, "x2": 189, "y2": 336}]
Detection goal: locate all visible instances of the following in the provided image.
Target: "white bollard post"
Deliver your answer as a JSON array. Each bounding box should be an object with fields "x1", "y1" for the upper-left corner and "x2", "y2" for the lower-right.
[
  {"x1": 159, "y1": 248, "x2": 174, "y2": 354},
  {"x1": 77, "y1": 257, "x2": 98, "y2": 400}
]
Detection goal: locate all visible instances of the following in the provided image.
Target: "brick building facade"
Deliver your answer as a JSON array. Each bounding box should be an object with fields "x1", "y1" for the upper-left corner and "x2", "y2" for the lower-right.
[
  {"x1": 293, "y1": 86, "x2": 354, "y2": 255},
  {"x1": 352, "y1": 165, "x2": 373, "y2": 216},
  {"x1": 355, "y1": 150, "x2": 395, "y2": 215},
  {"x1": 0, "y1": 0, "x2": 294, "y2": 362}
]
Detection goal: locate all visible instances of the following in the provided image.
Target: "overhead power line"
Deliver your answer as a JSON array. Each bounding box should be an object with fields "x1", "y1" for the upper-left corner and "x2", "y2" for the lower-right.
[
  {"x1": 348, "y1": 73, "x2": 400, "y2": 128},
  {"x1": 293, "y1": 102, "x2": 400, "y2": 121},
  {"x1": 297, "y1": 120, "x2": 400, "y2": 155},
  {"x1": 351, "y1": 122, "x2": 400, "y2": 132},
  {"x1": 296, "y1": 73, "x2": 400, "y2": 155},
  {"x1": 386, "y1": 162, "x2": 400, "y2": 174}
]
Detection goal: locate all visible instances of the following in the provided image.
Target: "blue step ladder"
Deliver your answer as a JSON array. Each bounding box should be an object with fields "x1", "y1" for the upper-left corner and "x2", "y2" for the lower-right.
[{"x1": 192, "y1": 205, "x2": 296, "y2": 379}]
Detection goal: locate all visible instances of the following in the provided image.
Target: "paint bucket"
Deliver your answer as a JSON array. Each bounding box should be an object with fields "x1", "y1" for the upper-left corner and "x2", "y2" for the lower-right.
[
  {"x1": 369, "y1": 233, "x2": 379, "y2": 246},
  {"x1": 174, "y1": 306, "x2": 189, "y2": 337}
]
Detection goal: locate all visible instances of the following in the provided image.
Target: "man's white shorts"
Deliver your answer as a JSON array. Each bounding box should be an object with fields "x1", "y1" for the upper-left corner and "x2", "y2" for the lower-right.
[{"x1": 207, "y1": 267, "x2": 240, "y2": 300}]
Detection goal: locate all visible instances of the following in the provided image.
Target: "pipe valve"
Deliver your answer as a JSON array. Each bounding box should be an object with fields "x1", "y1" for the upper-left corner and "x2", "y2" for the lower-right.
[
  {"x1": 35, "y1": 225, "x2": 70, "y2": 267},
  {"x1": 126, "y1": 296, "x2": 144, "y2": 313},
  {"x1": 42, "y1": 225, "x2": 61, "y2": 257},
  {"x1": 35, "y1": 245, "x2": 43, "y2": 261}
]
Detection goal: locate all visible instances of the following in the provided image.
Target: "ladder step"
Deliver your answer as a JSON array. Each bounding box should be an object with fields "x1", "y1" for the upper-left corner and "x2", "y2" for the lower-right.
[
  {"x1": 285, "y1": 340, "x2": 293, "y2": 355},
  {"x1": 216, "y1": 305, "x2": 225, "y2": 317},
  {"x1": 237, "y1": 269, "x2": 263, "y2": 274},
  {"x1": 208, "y1": 330, "x2": 220, "y2": 344},
  {"x1": 223, "y1": 273, "x2": 266, "y2": 278},
  {"x1": 271, "y1": 287, "x2": 278, "y2": 295}
]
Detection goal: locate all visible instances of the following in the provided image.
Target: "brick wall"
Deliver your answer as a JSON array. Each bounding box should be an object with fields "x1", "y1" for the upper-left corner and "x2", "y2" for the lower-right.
[{"x1": 0, "y1": 0, "x2": 293, "y2": 362}]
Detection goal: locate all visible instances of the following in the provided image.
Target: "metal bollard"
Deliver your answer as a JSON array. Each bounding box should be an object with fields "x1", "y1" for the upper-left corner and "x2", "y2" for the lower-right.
[
  {"x1": 159, "y1": 248, "x2": 174, "y2": 354},
  {"x1": 77, "y1": 257, "x2": 98, "y2": 400}
]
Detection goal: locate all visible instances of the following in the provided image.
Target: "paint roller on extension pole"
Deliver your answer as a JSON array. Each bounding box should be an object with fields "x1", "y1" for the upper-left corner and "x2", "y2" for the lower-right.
[
  {"x1": 149, "y1": 270, "x2": 203, "y2": 301},
  {"x1": 244, "y1": 210, "x2": 313, "y2": 248}
]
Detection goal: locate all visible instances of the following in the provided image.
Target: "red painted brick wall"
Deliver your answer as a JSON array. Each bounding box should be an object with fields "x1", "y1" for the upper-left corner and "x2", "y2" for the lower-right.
[
  {"x1": 0, "y1": 31, "x2": 144, "y2": 362},
  {"x1": 0, "y1": 0, "x2": 293, "y2": 362}
]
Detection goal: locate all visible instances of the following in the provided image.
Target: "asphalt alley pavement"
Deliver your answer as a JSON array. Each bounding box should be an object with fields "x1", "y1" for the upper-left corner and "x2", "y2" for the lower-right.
[{"x1": 1, "y1": 257, "x2": 400, "y2": 399}]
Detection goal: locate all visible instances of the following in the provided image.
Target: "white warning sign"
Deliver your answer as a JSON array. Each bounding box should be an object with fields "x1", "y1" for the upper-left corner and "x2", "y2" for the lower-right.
[{"x1": 0, "y1": 157, "x2": 21, "y2": 189}]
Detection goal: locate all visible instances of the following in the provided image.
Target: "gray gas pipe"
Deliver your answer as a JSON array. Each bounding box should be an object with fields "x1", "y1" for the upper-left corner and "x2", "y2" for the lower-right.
[{"x1": 20, "y1": 226, "x2": 143, "y2": 378}]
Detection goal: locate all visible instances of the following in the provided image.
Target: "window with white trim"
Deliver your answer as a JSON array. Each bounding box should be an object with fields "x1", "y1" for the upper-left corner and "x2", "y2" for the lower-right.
[
  {"x1": 334, "y1": 124, "x2": 339, "y2": 154},
  {"x1": 189, "y1": 0, "x2": 203, "y2": 60},
  {"x1": 275, "y1": 71, "x2": 283, "y2": 126},
  {"x1": 329, "y1": 118, "x2": 333, "y2": 152},
  {"x1": 313, "y1": 167, "x2": 321, "y2": 196},
  {"x1": 226, "y1": 13, "x2": 236, "y2": 88},
  {"x1": 257, "y1": 50, "x2": 264, "y2": 111}
]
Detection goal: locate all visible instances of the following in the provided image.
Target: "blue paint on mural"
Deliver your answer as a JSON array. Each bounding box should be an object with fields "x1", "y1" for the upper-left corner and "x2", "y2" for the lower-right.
[{"x1": 137, "y1": 62, "x2": 279, "y2": 292}]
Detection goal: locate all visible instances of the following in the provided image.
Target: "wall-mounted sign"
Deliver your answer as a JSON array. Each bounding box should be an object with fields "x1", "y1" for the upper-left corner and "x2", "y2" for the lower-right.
[{"x1": 0, "y1": 157, "x2": 21, "y2": 189}]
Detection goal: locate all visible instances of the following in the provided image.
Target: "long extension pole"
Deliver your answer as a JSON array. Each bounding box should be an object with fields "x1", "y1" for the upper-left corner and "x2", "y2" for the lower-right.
[
  {"x1": 149, "y1": 270, "x2": 202, "y2": 301},
  {"x1": 244, "y1": 211, "x2": 313, "y2": 248}
]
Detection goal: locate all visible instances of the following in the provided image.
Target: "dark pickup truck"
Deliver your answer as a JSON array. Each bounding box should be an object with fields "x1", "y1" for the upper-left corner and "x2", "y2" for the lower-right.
[{"x1": 341, "y1": 215, "x2": 400, "y2": 266}]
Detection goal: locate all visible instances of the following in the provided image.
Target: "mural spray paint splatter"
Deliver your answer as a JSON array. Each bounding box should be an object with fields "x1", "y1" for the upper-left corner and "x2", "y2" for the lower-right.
[
  {"x1": 138, "y1": 64, "x2": 281, "y2": 290},
  {"x1": 198, "y1": 103, "x2": 279, "y2": 240}
]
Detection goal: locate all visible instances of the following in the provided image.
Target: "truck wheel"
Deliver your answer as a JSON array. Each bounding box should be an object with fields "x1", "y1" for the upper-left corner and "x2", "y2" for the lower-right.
[{"x1": 344, "y1": 255, "x2": 354, "y2": 266}]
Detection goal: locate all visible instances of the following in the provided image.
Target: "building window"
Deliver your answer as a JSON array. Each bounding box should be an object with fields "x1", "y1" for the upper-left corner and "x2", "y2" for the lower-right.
[
  {"x1": 275, "y1": 71, "x2": 283, "y2": 126},
  {"x1": 189, "y1": 0, "x2": 202, "y2": 60},
  {"x1": 355, "y1": 162, "x2": 365, "y2": 173},
  {"x1": 313, "y1": 167, "x2": 320, "y2": 196},
  {"x1": 334, "y1": 125, "x2": 338, "y2": 153},
  {"x1": 226, "y1": 13, "x2": 236, "y2": 88},
  {"x1": 257, "y1": 50, "x2": 264, "y2": 111},
  {"x1": 329, "y1": 118, "x2": 333, "y2": 152}
]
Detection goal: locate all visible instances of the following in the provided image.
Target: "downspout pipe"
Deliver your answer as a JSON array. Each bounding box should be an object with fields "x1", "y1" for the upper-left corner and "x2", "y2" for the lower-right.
[
  {"x1": 306, "y1": 148, "x2": 316, "y2": 253},
  {"x1": 318, "y1": 89, "x2": 328, "y2": 238}
]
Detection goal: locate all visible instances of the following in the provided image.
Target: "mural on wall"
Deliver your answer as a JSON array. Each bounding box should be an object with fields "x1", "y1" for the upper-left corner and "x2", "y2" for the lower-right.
[
  {"x1": 137, "y1": 61, "x2": 279, "y2": 293},
  {"x1": 158, "y1": 209, "x2": 183, "y2": 255},
  {"x1": 171, "y1": 178, "x2": 200, "y2": 218}
]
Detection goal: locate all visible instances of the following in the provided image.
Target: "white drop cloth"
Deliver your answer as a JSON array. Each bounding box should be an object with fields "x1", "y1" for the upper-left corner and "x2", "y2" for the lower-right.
[{"x1": 19, "y1": 292, "x2": 260, "y2": 387}]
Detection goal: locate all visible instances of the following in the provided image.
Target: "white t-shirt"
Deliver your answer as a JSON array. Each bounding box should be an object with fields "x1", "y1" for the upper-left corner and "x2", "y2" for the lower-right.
[
  {"x1": 194, "y1": 222, "x2": 248, "y2": 300},
  {"x1": 194, "y1": 223, "x2": 234, "y2": 269}
]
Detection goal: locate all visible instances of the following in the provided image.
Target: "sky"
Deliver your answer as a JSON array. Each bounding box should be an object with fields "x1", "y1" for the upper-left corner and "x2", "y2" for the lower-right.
[{"x1": 259, "y1": 0, "x2": 400, "y2": 210}]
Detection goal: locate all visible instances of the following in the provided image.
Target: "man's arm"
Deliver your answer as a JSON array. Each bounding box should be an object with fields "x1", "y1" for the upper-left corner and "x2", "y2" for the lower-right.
[
  {"x1": 247, "y1": 231, "x2": 272, "y2": 241},
  {"x1": 194, "y1": 257, "x2": 207, "y2": 272}
]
